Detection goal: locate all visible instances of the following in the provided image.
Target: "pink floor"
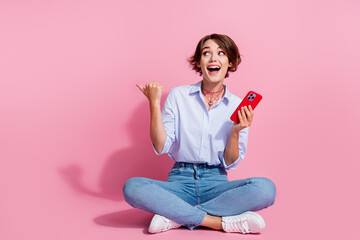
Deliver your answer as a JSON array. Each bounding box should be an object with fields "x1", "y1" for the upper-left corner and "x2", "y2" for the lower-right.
[{"x1": 2, "y1": 167, "x2": 356, "y2": 240}]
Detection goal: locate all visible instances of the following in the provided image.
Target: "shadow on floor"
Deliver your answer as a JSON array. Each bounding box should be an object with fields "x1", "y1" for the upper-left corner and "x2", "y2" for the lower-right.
[
  {"x1": 93, "y1": 208, "x2": 153, "y2": 229},
  {"x1": 93, "y1": 208, "x2": 215, "y2": 234},
  {"x1": 58, "y1": 98, "x2": 173, "y2": 202}
]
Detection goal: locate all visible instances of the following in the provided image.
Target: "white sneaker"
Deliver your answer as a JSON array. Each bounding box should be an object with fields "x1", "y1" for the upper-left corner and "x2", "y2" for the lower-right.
[
  {"x1": 222, "y1": 211, "x2": 266, "y2": 234},
  {"x1": 148, "y1": 214, "x2": 181, "y2": 233}
]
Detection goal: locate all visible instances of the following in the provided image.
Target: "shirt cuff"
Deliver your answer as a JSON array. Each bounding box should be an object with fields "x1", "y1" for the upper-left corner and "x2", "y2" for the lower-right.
[
  {"x1": 152, "y1": 135, "x2": 172, "y2": 155},
  {"x1": 220, "y1": 152, "x2": 244, "y2": 170}
]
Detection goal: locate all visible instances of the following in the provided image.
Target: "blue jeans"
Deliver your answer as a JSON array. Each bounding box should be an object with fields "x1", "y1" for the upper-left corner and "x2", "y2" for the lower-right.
[{"x1": 123, "y1": 162, "x2": 276, "y2": 230}]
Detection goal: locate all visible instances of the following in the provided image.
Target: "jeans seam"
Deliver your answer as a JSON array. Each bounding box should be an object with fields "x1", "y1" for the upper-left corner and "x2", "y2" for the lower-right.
[
  {"x1": 199, "y1": 180, "x2": 254, "y2": 211},
  {"x1": 192, "y1": 207, "x2": 207, "y2": 228}
]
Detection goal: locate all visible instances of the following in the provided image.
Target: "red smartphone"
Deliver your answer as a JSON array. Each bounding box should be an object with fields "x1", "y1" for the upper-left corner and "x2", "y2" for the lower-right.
[{"x1": 230, "y1": 91, "x2": 263, "y2": 123}]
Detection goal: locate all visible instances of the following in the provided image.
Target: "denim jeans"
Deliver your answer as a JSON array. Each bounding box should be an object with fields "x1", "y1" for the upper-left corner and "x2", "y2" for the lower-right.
[{"x1": 123, "y1": 162, "x2": 276, "y2": 230}]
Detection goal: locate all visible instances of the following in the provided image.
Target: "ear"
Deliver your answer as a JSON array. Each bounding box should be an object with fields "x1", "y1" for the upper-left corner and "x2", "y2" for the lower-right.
[
  {"x1": 196, "y1": 62, "x2": 200, "y2": 68},
  {"x1": 229, "y1": 62, "x2": 233, "y2": 68}
]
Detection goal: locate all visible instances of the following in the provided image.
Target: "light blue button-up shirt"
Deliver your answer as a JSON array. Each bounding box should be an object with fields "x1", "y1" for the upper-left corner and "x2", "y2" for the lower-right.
[{"x1": 154, "y1": 81, "x2": 249, "y2": 170}]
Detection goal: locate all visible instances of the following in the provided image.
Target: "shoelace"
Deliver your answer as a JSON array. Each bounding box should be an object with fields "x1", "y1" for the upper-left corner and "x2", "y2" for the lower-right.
[
  {"x1": 226, "y1": 217, "x2": 250, "y2": 233},
  {"x1": 160, "y1": 216, "x2": 180, "y2": 231}
]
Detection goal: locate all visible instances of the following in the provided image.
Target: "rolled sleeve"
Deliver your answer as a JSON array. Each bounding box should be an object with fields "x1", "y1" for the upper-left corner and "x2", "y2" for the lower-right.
[
  {"x1": 152, "y1": 135, "x2": 173, "y2": 155},
  {"x1": 220, "y1": 127, "x2": 249, "y2": 170},
  {"x1": 152, "y1": 89, "x2": 176, "y2": 156}
]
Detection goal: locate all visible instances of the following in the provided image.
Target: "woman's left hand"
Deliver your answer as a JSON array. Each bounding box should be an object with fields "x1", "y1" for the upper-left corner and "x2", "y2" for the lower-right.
[{"x1": 232, "y1": 105, "x2": 254, "y2": 132}]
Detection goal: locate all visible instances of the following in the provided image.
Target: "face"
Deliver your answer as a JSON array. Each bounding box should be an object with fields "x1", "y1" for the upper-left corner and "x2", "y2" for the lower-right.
[{"x1": 196, "y1": 39, "x2": 232, "y2": 84}]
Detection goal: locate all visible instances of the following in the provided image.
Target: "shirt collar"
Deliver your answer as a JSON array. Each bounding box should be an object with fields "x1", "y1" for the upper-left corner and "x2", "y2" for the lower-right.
[{"x1": 189, "y1": 81, "x2": 231, "y2": 104}]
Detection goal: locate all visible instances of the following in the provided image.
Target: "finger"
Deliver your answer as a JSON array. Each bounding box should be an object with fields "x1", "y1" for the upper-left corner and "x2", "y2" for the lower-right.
[
  {"x1": 154, "y1": 82, "x2": 163, "y2": 88},
  {"x1": 240, "y1": 107, "x2": 249, "y2": 127},
  {"x1": 136, "y1": 84, "x2": 145, "y2": 93},
  {"x1": 237, "y1": 110, "x2": 245, "y2": 126},
  {"x1": 248, "y1": 105, "x2": 254, "y2": 117},
  {"x1": 153, "y1": 82, "x2": 164, "y2": 88},
  {"x1": 240, "y1": 107, "x2": 249, "y2": 129},
  {"x1": 244, "y1": 106, "x2": 253, "y2": 123},
  {"x1": 248, "y1": 105, "x2": 254, "y2": 123}
]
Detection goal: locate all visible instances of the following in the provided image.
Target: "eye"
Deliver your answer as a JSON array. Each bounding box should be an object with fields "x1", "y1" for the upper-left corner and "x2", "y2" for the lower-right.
[
  {"x1": 219, "y1": 51, "x2": 225, "y2": 56},
  {"x1": 202, "y1": 51, "x2": 210, "y2": 56}
]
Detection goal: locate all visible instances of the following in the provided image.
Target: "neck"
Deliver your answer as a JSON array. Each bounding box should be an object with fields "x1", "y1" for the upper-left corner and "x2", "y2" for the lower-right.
[{"x1": 201, "y1": 80, "x2": 224, "y2": 92}]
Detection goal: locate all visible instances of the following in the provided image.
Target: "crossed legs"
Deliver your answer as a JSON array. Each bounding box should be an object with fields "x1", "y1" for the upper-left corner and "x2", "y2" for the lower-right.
[{"x1": 123, "y1": 176, "x2": 276, "y2": 230}]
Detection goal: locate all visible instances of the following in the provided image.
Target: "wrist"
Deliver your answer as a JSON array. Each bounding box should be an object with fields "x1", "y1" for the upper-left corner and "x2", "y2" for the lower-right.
[
  {"x1": 149, "y1": 100, "x2": 161, "y2": 108},
  {"x1": 231, "y1": 126, "x2": 241, "y2": 135}
]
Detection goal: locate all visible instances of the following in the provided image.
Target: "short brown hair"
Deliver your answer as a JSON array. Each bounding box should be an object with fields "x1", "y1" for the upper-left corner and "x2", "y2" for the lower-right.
[{"x1": 188, "y1": 34, "x2": 241, "y2": 78}]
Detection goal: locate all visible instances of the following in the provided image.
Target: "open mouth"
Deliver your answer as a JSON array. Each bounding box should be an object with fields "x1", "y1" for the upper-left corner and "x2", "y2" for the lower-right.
[{"x1": 207, "y1": 66, "x2": 221, "y2": 73}]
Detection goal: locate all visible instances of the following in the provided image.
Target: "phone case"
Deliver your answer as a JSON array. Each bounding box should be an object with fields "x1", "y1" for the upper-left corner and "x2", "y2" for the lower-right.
[{"x1": 230, "y1": 91, "x2": 263, "y2": 123}]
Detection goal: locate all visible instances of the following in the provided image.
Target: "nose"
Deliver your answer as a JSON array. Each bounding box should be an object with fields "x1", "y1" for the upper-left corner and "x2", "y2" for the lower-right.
[{"x1": 210, "y1": 53, "x2": 218, "y2": 62}]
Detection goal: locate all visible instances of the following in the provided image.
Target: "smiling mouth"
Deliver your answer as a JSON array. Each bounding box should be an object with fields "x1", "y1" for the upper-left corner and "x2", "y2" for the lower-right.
[{"x1": 207, "y1": 66, "x2": 221, "y2": 73}]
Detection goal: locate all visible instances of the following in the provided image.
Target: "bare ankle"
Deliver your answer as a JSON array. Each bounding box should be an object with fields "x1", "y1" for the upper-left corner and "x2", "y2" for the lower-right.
[{"x1": 200, "y1": 214, "x2": 223, "y2": 230}]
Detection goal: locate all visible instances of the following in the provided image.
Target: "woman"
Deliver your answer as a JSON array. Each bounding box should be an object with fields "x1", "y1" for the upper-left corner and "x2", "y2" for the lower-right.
[{"x1": 123, "y1": 34, "x2": 276, "y2": 234}]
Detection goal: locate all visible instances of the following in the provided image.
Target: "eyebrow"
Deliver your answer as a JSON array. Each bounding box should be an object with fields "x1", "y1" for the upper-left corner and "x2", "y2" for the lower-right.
[{"x1": 201, "y1": 46, "x2": 222, "y2": 51}]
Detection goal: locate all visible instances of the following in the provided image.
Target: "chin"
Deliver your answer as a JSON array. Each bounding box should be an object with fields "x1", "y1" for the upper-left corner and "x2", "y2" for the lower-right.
[{"x1": 204, "y1": 75, "x2": 225, "y2": 83}]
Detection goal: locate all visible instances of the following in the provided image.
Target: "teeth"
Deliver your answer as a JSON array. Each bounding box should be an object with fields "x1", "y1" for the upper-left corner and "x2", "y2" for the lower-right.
[{"x1": 208, "y1": 66, "x2": 220, "y2": 72}]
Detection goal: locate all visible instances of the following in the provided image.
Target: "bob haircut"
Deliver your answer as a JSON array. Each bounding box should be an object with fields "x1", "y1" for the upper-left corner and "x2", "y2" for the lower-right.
[{"x1": 188, "y1": 34, "x2": 241, "y2": 78}]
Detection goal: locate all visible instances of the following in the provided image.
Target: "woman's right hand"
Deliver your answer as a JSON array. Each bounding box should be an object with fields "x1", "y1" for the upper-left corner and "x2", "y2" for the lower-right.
[
  {"x1": 136, "y1": 82, "x2": 166, "y2": 153},
  {"x1": 136, "y1": 82, "x2": 163, "y2": 105}
]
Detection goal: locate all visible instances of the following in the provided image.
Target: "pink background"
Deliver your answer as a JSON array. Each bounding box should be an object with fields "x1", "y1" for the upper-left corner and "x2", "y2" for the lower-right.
[{"x1": 1, "y1": 0, "x2": 360, "y2": 239}]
